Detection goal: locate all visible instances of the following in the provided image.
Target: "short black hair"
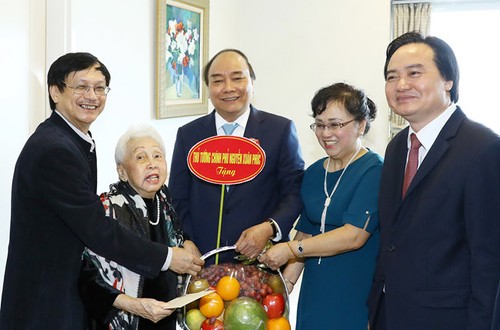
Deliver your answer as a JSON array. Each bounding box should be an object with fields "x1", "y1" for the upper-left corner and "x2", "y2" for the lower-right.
[
  {"x1": 311, "y1": 82, "x2": 377, "y2": 134},
  {"x1": 202, "y1": 49, "x2": 256, "y2": 86},
  {"x1": 47, "y1": 52, "x2": 111, "y2": 110},
  {"x1": 384, "y1": 31, "x2": 459, "y2": 103}
]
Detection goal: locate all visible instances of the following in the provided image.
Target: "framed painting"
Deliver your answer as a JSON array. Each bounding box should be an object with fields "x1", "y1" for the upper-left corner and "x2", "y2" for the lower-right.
[{"x1": 156, "y1": 0, "x2": 209, "y2": 118}]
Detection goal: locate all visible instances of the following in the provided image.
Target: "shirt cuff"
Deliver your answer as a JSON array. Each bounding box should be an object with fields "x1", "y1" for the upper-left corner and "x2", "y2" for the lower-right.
[
  {"x1": 269, "y1": 218, "x2": 282, "y2": 242},
  {"x1": 161, "y1": 247, "x2": 173, "y2": 271}
]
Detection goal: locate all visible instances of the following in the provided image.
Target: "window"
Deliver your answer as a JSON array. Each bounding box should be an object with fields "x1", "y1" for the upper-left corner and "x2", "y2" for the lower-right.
[{"x1": 431, "y1": 1, "x2": 500, "y2": 133}]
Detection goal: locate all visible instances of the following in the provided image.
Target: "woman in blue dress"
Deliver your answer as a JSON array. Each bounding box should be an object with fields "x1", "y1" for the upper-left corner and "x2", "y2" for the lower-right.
[{"x1": 260, "y1": 82, "x2": 383, "y2": 329}]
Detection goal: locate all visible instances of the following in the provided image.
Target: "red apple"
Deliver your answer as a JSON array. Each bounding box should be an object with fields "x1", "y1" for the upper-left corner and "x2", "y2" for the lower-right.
[
  {"x1": 201, "y1": 317, "x2": 224, "y2": 330},
  {"x1": 262, "y1": 293, "x2": 285, "y2": 319}
]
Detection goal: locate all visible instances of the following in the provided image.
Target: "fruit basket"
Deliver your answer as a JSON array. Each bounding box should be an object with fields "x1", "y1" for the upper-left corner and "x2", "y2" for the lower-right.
[{"x1": 181, "y1": 245, "x2": 291, "y2": 330}]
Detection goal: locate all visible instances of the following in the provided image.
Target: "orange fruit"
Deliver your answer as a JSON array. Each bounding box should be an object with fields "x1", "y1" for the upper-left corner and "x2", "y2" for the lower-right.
[
  {"x1": 267, "y1": 317, "x2": 291, "y2": 330},
  {"x1": 199, "y1": 292, "x2": 224, "y2": 318},
  {"x1": 216, "y1": 275, "x2": 241, "y2": 301}
]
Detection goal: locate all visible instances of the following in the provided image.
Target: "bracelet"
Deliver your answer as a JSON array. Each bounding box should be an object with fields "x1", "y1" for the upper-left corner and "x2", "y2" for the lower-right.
[
  {"x1": 286, "y1": 241, "x2": 299, "y2": 258},
  {"x1": 267, "y1": 219, "x2": 278, "y2": 239},
  {"x1": 297, "y1": 239, "x2": 304, "y2": 258},
  {"x1": 284, "y1": 277, "x2": 295, "y2": 286}
]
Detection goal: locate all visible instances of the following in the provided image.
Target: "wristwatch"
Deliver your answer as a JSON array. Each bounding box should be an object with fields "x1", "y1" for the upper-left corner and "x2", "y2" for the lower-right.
[
  {"x1": 297, "y1": 240, "x2": 304, "y2": 258},
  {"x1": 267, "y1": 219, "x2": 278, "y2": 239}
]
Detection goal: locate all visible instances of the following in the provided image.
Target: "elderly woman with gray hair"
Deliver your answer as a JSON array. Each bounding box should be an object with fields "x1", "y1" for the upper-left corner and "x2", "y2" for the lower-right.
[{"x1": 79, "y1": 125, "x2": 202, "y2": 330}]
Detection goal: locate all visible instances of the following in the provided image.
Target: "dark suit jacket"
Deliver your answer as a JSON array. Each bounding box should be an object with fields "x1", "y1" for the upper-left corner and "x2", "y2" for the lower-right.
[
  {"x1": 0, "y1": 113, "x2": 168, "y2": 330},
  {"x1": 169, "y1": 106, "x2": 304, "y2": 262},
  {"x1": 368, "y1": 108, "x2": 500, "y2": 330}
]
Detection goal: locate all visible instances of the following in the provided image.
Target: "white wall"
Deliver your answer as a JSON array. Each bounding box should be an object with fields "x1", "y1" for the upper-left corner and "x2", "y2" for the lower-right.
[
  {"x1": 0, "y1": 0, "x2": 391, "y2": 323},
  {"x1": 67, "y1": 0, "x2": 391, "y2": 193},
  {"x1": 0, "y1": 0, "x2": 31, "y2": 300}
]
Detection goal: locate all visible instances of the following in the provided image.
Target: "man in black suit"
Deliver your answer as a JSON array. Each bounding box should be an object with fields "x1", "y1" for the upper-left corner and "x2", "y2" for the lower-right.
[
  {"x1": 368, "y1": 32, "x2": 500, "y2": 330},
  {"x1": 0, "y1": 52, "x2": 203, "y2": 329},
  {"x1": 169, "y1": 49, "x2": 304, "y2": 263}
]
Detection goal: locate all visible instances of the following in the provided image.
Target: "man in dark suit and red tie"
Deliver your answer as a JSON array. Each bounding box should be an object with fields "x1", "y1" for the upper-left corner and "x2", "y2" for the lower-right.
[
  {"x1": 169, "y1": 49, "x2": 305, "y2": 264},
  {"x1": 368, "y1": 32, "x2": 500, "y2": 330}
]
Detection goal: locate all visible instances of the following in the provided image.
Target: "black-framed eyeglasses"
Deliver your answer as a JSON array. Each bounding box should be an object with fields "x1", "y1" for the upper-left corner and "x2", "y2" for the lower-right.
[
  {"x1": 310, "y1": 118, "x2": 357, "y2": 133},
  {"x1": 62, "y1": 82, "x2": 111, "y2": 96}
]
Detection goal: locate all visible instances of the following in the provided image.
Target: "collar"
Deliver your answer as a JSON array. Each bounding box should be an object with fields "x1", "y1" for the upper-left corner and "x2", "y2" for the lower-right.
[
  {"x1": 408, "y1": 103, "x2": 457, "y2": 151},
  {"x1": 54, "y1": 110, "x2": 95, "y2": 152},
  {"x1": 215, "y1": 106, "x2": 251, "y2": 136}
]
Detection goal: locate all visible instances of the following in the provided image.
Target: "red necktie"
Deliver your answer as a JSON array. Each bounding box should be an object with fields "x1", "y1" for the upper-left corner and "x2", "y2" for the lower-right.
[{"x1": 402, "y1": 133, "x2": 421, "y2": 197}]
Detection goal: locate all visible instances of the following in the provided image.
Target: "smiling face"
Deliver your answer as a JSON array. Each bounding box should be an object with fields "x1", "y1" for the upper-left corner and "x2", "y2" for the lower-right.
[
  {"x1": 314, "y1": 101, "x2": 365, "y2": 168},
  {"x1": 385, "y1": 43, "x2": 453, "y2": 131},
  {"x1": 49, "y1": 64, "x2": 108, "y2": 133},
  {"x1": 118, "y1": 136, "x2": 167, "y2": 199},
  {"x1": 207, "y1": 51, "x2": 254, "y2": 122}
]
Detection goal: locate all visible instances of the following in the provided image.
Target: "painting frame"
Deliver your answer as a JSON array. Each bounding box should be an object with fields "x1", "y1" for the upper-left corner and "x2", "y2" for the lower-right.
[{"x1": 156, "y1": 0, "x2": 209, "y2": 119}]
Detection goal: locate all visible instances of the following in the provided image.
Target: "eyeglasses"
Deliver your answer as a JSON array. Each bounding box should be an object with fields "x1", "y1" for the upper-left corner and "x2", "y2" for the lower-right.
[
  {"x1": 62, "y1": 82, "x2": 111, "y2": 96},
  {"x1": 310, "y1": 118, "x2": 357, "y2": 133}
]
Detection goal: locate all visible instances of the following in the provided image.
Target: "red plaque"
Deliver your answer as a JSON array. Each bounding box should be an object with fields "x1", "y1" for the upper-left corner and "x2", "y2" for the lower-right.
[{"x1": 187, "y1": 136, "x2": 266, "y2": 185}]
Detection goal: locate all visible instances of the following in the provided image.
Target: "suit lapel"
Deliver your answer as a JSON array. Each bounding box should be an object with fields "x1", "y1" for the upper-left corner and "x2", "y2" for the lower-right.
[
  {"x1": 225, "y1": 106, "x2": 262, "y2": 197},
  {"x1": 243, "y1": 105, "x2": 262, "y2": 139},
  {"x1": 393, "y1": 130, "x2": 409, "y2": 201},
  {"x1": 383, "y1": 129, "x2": 409, "y2": 222},
  {"x1": 402, "y1": 108, "x2": 466, "y2": 198},
  {"x1": 202, "y1": 110, "x2": 218, "y2": 137}
]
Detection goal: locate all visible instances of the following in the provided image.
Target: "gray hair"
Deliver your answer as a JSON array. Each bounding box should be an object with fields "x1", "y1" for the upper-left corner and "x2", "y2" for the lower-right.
[{"x1": 115, "y1": 124, "x2": 166, "y2": 165}]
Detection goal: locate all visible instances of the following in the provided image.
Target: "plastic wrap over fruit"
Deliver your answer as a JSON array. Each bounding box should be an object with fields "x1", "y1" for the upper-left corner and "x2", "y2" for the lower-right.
[{"x1": 181, "y1": 246, "x2": 290, "y2": 330}]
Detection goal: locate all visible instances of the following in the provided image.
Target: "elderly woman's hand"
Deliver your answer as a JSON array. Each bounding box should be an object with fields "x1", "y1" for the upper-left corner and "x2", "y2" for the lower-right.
[
  {"x1": 113, "y1": 294, "x2": 174, "y2": 323},
  {"x1": 169, "y1": 247, "x2": 204, "y2": 276},
  {"x1": 257, "y1": 242, "x2": 295, "y2": 270}
]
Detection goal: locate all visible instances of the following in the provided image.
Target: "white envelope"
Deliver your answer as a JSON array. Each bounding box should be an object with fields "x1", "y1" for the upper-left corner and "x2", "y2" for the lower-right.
[{"x1": 164, "y1": 289, "x2": 215, "y2": 309}]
